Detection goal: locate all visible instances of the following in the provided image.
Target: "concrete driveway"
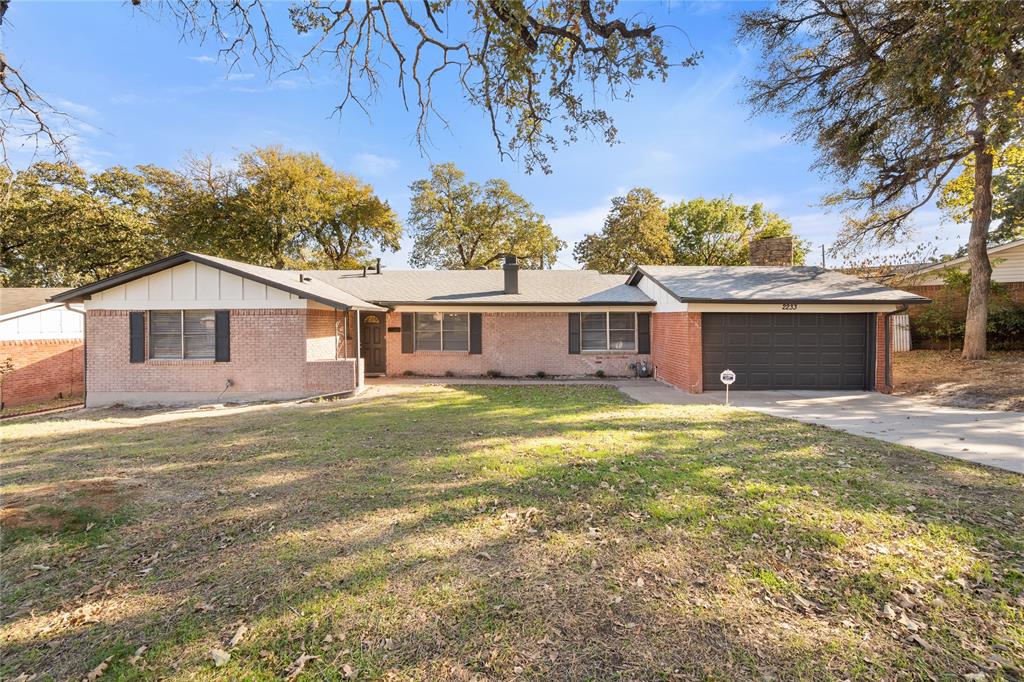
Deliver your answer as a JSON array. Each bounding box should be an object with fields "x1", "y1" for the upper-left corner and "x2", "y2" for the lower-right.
[{"x1": 619, "y1": 383, "x2": 1024, "y2": 474}]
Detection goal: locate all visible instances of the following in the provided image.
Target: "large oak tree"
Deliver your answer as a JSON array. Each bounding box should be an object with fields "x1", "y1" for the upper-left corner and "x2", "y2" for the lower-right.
[
  {"x1": 407, "y1": 163, "x2": 563, "y2": 270},
  {"x1": 2, "y1": 1, "x2": 699, "y2": 173},
  {"x1": 0, "y1": 148, "x2": 401, "y2": 285},
  {"x1": 667, "y1": 197, "x2": 807, "y2": 266},
  {"x1": 573, "y1": 188, "x2": 673, "y2": 273},
  {"x1": 739, "y1": 0, "x2": 1024, "y2": 358}
]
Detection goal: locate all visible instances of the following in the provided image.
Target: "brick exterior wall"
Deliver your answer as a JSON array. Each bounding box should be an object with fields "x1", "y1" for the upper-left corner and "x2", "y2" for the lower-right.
[
  {"x1": 384, "y1": 311, "x2": 650, "y2": 377},
  {"x1": 901, "y1": 282, "x2": 1024, "y2": 349},
  {"x1": 0, "y1": 339, "x2": 84, "y2": 408},
  {"x1": 650, "y1": 311, "x2": 892, "y2": 394},
  {"x1": 85, "y1": 308, "x2": 358, "y2": 407},
  {"x1": 650, "y1": 312, "x2": 703, "y2": 393},
  {"x1": 875, "y1": 312, "x2": 893, "y2": 394}
]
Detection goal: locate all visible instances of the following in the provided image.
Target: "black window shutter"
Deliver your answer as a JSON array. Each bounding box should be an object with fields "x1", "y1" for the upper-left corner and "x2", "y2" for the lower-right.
[
  {"x1": 129, "y1": 311, "x2": 145, "y2": 363},
  {"x1": 215, "y1": 310, "x2": 230, "y2": 362},
  {"x1": 637, "y1": 312, "x2": 651, "y2": 354},
  {"x1": 401, "y1": 313, "x2": 414, "y2": 353},
  {"x1": 469, "y1": 313, "x2": 482, "y2": 354},
  {"x1": 568, "y1": 313, "x2": 581, "y2": 354}
]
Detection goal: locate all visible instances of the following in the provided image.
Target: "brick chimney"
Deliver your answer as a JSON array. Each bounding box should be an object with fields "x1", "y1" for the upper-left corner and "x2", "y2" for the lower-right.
[
  {"x1": 750, "y1": 237, "x2": 794, "y2": 266},
  {"x1": 503, "y1": 254, "x2": 519, "y2": 294}
]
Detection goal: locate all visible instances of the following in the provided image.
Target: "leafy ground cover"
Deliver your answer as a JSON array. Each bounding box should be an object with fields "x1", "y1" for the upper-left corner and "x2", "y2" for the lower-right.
[
  {"x1": 893, "y1": 350, "x2": 1024, "y2": 412},
  {"x1": 1, "y1": 385, "x2": 1022, "y2": 680}
]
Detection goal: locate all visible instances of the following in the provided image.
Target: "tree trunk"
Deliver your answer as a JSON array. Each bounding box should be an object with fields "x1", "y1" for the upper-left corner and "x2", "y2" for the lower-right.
[{"x1": 961, "y1": 140, "x2": 994, "y2": 360}]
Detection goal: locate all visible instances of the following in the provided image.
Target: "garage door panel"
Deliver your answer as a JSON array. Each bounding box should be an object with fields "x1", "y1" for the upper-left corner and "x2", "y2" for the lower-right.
[{"x1": 702, "y1": 313, "x2": 869, "y2": 390}]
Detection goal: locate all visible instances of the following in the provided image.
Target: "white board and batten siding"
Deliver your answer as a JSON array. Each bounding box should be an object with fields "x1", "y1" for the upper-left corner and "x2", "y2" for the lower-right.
[
  {"x1": 84, "y1": 262, "x2": 306, "y2": 310},
  {"x1": 635, "y1": 275, "x2": 688, "y2": 312},
  {"x1": 0, "y1": 304, "x2": 84, "y2": 341}
]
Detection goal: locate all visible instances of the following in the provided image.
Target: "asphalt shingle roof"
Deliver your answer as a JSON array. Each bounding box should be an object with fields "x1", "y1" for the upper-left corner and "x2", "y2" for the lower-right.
[
  {"x1": 309, "y1": 269, "x2": 654, "y2": 305},
  {"x1": 633, "y1": 266, "x2": 929, "y2": 303},
  {"x1": 1, "y1": 288, "x2": 73, "y2": 316}
]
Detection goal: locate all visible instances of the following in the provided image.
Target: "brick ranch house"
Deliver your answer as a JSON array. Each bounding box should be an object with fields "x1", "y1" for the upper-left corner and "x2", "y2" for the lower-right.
[
  {"x1": 49, "y1": 252, "x2": 928, "y2": 407},
  {"x1": 0, "y1": 288, "x2": 84, "y2": 409}
]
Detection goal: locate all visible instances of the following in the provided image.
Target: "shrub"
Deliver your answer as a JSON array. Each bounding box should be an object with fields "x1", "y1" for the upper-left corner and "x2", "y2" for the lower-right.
[
  {"x1": 444, "y1": 370, "x2": 455, "y2": 377},
  {"x1": 534, "y1": 371, "x2": 547, "y2": 379},
  {"x1": 594, "y1": 369, "x2": 606, "y2": 378},
  {"x1": 402, "y1": 370, "x2": 416, "y2": 377},
  {"x1": 486, "y1": 369, "x2": 502, "y2": 378},
  {"x1": 988, "y1": 303, "x2": 1024, "y2": 350}
]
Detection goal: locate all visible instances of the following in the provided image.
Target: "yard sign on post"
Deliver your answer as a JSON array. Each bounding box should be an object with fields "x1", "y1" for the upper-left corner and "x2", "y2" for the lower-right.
[{"x1": 720, "y1": 368, "x2": 736, "y2": 405}]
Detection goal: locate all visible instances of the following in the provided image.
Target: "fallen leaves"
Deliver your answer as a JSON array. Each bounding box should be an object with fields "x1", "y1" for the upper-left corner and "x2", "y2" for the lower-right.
[
  {"x1": 82, "y1": 656, "x2": 112, "y2": 681},
  {"x1": 284, "y1": 653, "x2": 318, "y2": 680},
  {"x1": 228, "y1": 622, "x2": 248, "y2": 648},
  {"x1": 209, "y1": 648, "x2": 231, "y2": 667},
  {"x1": 127, "y1": 645, "x2": 147, "y2": 666}
]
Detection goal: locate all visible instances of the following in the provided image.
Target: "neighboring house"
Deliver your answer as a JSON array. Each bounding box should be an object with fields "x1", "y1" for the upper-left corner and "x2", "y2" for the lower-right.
[
  {"x1": 0, "y1": 288, "x2": 85, "y2": 409},
  {"x1": 905, "y1": 237, "x2": 1024, "y2": 296},
  {"x1": 897, "y1": 238, "x2": 1024, "y2": 349},
  {"x1": 50, "y1": 251, "x2": 927, "y2": 407}
]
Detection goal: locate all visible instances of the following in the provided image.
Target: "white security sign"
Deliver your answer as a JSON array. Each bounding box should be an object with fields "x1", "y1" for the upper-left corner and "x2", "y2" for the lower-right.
[{"x1": 720, "y1": 369, "x2": 736, "y2": 385}]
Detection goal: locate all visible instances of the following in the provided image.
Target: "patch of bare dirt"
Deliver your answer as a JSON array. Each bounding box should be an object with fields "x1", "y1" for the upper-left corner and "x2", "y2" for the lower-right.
[
  {"x1": 893, "y1": 350, "x2": 1024, "y2": 411},
  {"x1": 0, "y1": 477, "x2": 140, "y2": 532}
]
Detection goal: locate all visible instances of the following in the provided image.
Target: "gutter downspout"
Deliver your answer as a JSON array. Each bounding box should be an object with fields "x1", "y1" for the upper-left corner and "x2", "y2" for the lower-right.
[
  {"x1": 63, "y1": 304, "x2": 87, "y2": 406},
  {"x1": 882, "y1": 304, "x2": 909, "y2": 393}
]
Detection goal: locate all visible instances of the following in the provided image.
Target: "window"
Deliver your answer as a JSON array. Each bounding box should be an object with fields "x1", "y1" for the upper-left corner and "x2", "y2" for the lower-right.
[
  {"x1": 415, "y1": 312, "x2": 469, "y2": 352},
  {"x1": 149, "y1": 310, "x2": 216, "y2": 359},
  {"x1": 581, "y1": 312, "x2": 636, "y2": 352}
]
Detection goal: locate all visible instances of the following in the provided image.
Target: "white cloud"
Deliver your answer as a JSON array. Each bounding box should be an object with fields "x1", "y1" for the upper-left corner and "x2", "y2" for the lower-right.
[
  {"x1": 351, "y1": 152, "x2": 400, "y2": 176},
  {"x1": 226, "y1": 72, "x2": 256, "y2": 81},
  {"x1": 189, "y1": 55, "x2": 217, "y2": 64}
]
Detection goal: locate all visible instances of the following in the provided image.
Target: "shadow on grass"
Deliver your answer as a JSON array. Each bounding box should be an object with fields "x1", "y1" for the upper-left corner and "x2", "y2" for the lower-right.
[{"x1": 1, "y1": 385, "x2": 1022, "y2": 680}]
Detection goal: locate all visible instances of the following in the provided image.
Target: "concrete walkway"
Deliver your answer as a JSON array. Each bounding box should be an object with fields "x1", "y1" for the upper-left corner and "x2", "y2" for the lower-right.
[{"x1": 620, "y1": 383, "x2": 1024, "y2": 474}]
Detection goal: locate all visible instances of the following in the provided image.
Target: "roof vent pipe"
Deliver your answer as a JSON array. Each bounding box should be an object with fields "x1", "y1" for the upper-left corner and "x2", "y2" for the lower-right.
[{"x1": 503, "y1": 254, "x2": 519, "y2": 294}]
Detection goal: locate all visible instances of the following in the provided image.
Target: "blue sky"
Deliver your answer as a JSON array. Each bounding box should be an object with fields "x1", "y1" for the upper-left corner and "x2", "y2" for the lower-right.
[{"x1": 6, "y1": 1, "x2": 968, "y2": 268}]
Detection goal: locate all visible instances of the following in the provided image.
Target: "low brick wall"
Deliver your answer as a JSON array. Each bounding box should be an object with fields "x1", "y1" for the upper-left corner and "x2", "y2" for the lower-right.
[
  {"x1": 385, "y1": 311, "x2": 649, "y2": 377},
  {"x1": 0, "y1": 339, "x2": 84, "y2": 408},
  {"x1": 85, "y1": 309, "x2": 359, "y2": 407}
]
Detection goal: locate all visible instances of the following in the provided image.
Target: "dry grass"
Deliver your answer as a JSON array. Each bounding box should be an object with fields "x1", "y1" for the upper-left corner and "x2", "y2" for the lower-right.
[
  {"x1": 1, "y1": 385, "x2": 1022, "y2": 681},
  {"x1": 893, "y1": 350, "x2": 1024, "y2": 411}
]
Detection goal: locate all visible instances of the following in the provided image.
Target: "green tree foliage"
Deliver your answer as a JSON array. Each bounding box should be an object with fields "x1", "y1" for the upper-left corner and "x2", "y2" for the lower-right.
[
  {"x1": 0, "y1": 148, "x2": 401, "y2": 285},
  {"x1": 739, "y1": 0, "x2": 1024, "y2": 358},
  {"x1": 1, "y1": 163, "x2": 168, "y2": 286},
  {"x1": 408, "y1": 163, "x2": 563, "y2": 269},
  {"x1": 573, "y1": 188, "x2": 673, "y2": 273},
  {"x1": 575, "y1": 192, "x2": 807, "y2": 272},
  {"x1": 666, "y1": 197, "x2": 807, "y2": 265},
  {"x1": 940, "y1": 145, "x2": 1024, "y2": 246}
]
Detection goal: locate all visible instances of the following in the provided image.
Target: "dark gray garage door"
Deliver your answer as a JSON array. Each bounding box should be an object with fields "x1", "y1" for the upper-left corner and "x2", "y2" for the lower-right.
[{"x1": 702, "y1": 313, "x2": 872, "y2": 390}]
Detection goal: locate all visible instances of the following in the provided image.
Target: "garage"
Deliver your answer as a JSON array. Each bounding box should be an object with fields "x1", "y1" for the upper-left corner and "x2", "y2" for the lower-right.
[{"x1": 701, "y1": 312, "x2": 873, "y2": 390}]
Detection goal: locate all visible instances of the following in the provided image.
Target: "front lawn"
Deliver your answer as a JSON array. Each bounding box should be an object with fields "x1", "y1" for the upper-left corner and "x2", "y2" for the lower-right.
[{"x1": 2, "y1": 386, "x2": 1022, "y2": 680}]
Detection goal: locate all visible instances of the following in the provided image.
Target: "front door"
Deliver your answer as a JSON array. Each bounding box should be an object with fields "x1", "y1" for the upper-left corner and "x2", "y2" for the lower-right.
[{"x1": 360, "y1": 312, "x2": 387, "y2": 375}]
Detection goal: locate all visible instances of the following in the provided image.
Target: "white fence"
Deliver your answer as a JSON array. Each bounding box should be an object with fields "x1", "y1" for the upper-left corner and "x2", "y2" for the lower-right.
[{"x1": 891, "y1": 313, "x2": 911, "y2": 352}]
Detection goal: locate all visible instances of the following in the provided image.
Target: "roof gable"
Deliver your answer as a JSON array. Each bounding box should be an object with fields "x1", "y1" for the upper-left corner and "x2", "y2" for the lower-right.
[{"x1": 49, "y1": 253, "x2": 383, "y2": 311}]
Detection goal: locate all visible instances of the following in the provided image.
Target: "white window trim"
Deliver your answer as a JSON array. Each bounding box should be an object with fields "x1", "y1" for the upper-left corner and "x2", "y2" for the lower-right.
[
  {"x1": 581, "y1": 312, "x2": 638, "y2": 353},
  {"x1": 149, "y1": 309, "x2": 216, "y2": 360},
  {"x1": 414, "y1": 312, "x2": 470, "y2": 353}
]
